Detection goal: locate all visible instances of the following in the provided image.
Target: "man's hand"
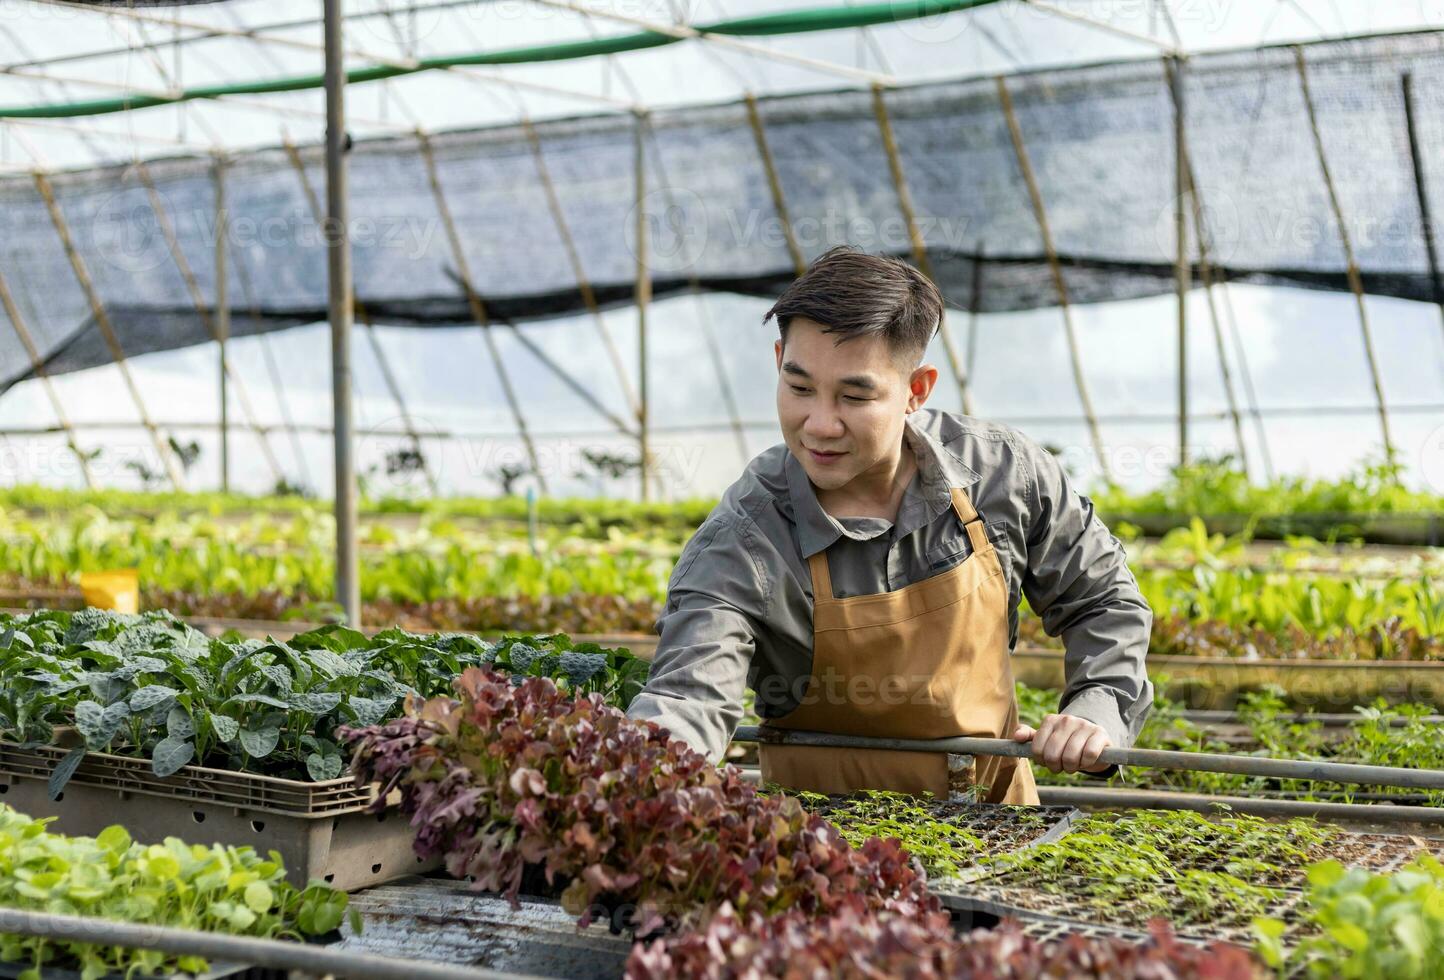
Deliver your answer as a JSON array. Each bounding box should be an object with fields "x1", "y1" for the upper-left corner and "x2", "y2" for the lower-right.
[{"x1": 1011, "y1": 714, "x2": 1112, "y2": 773}]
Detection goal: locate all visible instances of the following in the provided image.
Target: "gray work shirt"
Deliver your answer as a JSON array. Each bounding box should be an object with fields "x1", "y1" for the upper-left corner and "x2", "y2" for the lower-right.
[{"x1": 626, "y1": 408, "x2": 1154, "y2": 765}]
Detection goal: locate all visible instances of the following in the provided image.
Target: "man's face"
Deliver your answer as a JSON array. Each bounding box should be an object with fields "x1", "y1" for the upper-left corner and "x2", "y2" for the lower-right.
[{"x1": 774, "y1": 317, "x2": 930, "y2": 492}]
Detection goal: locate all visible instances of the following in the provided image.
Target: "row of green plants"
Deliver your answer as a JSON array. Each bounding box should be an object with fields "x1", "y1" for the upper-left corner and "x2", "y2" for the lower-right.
[
  {"x1": 343, "y1": 666, "x2": 1263, "y2": 979},
  {"x1": 0, "y1": 608, "x2": 648, "y2": 790},
  {"x1": 0, "y1": 805, "x2": 354, "y2": 979},
  {"x1": 4, "y1": 512, "x2": 1441, "y2": 659},
  {"x1": 1018, "y1": 682, "x2": 1444, "y2": 804},
  {"x1": 0, "y1": 509, "x2": 675, "y2": 605},
  {"x1": 1093, "y1": 455, "x2": 1444, "y2": 520},
  {"x1": 7, "y1": 451, "x2": 1440, "y2": 523},
  {"x1": 0, "y1": 484, "x2": 715, "y2": 531},
  {"x1": 1129, "y1": 518, "x2": 1444, "y2": 579}
]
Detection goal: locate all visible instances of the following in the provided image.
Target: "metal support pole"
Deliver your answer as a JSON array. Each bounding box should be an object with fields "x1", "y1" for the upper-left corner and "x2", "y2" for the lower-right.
[
  {"x1": 1038, "y1": 786, "x2": 1444, "y2": 826},
  {"x1": 1295, "y1": 46, "x2": 1394, "y2": 459},
  {"x1": 0, "y1": 907, "x2": 524, "y2": 980},
  {"x1": 733, "y1": 726, "x2": 1444, "y2": 791},
  {"x1": 323, "y1": 0, "x2": 360, "y2": 625},
  {"x1": 1402, "y1": 71, "x2": 1444, "y2": 375},
  {"x1": 1168, "y1": 56, "x2": 1190, "y2": 467},
  {"x1": 214, "y1": 155, "x2": 230, "y2": 493},
  {"x1": 995, "y1": 76, "x2": 1109, "y2": 479},
  {"x1": 634, "y1": 111, "x2": 652, "y2": 503},
  {"x1": 872, "y1": 84, "x2": 974, "y2": 414}
]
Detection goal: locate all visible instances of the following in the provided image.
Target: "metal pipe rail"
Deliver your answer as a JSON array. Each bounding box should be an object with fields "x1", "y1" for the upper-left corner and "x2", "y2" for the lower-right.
[
  {"x1": 732, "y1": 725, "x2": 1444, "y2": 791},
  {"x1": 0, "y1": 907, "x2": 535, "y2": 980}
]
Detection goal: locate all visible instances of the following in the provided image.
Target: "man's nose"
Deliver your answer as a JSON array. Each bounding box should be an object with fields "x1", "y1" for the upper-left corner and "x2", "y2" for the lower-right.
[{"x1": 803, "y1": 410, "x2": 844, "y2": 440}]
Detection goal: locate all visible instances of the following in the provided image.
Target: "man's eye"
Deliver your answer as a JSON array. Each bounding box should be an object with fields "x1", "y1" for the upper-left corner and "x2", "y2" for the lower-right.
[
  {"x1": 844, "y1": 395, "x2": 872, "y2": 403},
  {"x1": 790, "y1": 386, "x2": 811, "y2": 395}
]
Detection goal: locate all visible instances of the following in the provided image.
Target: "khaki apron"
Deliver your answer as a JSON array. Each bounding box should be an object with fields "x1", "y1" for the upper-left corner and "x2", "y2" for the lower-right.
[{"x1": 759, "y1": 484, "x2": 1039, "y2": 805}]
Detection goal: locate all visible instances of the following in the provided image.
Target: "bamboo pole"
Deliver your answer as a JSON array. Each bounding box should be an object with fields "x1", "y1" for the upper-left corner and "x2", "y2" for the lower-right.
[
  {"x1": 229, "y1": 242, "x2": 313, "y2": 491},
  {"x1": 872, "y1": 84, "x2": 974, "y2": 415},
  {"x1": 1168, "y1": 56, "x2": 1190, "y2": 467},
  {"x1": 520, "y1": 116, "x2": 640, "y2": 422},
  {"x1": 694, "y1": 286, "x2": 750, "y2": 465},
  {"x1": 415, "y1": 129, "x2": 547, "y2": 494},
  {"x1": 632, "y1": 116, "x2": 749, "y2": 474},
  {"x1": 634, "y1": 111, "x2": 652, "y2": 503},
  {"x1": 1161, "y1": 53, "x2": 1257, "y2": 476},
  {"x1": 323, "y1": 0, "x2": 359, "y2": 625},
  {"x1": 1216, "y1": 279, "x2": 1276, "y2": 480},
  {"x1": 1178, "y1": 148, "x2": 1254, "y2": 477},
  {"x1": 33, "y1": 170, "x2": 184, "y2": 490},
  {"x1": 1294, "y1": 46, "x2": 1394, "y2": 459},
  {"x1": 1401, "y1": 71, "x2": 1444, "y2": 373},
  {"x1": 0, "y1": 265, "x2": 95, "y2": 487},
  {"x1": 280, "y1": 137, "x2": 439, "y2": 495},
  {"x1": 744, "y1": 92, "x2": 806, "y2": 277},
  {"x1": 132, "y1": 159, "x2": 284, "y2": 485},
  {"x1": 994, "y1": 76, "x2": 1109, "y2": 478}
]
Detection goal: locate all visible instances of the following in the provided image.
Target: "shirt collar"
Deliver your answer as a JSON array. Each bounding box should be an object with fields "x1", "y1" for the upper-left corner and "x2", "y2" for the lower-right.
[{"x1": 785, "y1": 412, "x2": 981, "y2": 559}]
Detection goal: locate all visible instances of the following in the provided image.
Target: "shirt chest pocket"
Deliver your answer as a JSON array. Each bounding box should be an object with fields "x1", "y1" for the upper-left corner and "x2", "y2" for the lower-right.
[{"x1": 926, "y1": 523, "x2": 1012, "y2": 581}]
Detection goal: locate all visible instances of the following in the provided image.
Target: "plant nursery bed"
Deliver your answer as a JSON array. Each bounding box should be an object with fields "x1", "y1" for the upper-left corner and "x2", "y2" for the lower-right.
[{"x1": 0, "y1": 742, "x2": 437, "y2": 891}]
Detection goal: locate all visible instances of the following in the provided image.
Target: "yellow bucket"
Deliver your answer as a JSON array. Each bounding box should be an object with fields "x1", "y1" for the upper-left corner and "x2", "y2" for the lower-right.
[{"x1": 78, "y1": 569, "x2": 140, "y2": 615}]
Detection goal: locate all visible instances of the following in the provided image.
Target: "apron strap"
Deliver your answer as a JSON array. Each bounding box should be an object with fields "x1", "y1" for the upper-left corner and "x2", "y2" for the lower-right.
[
  {"x1": 807, "y1": 550, "x2": 834, "y2": 601},
  {"x1": 949, "y1": 486, "x2": 992, "y2": 556}
]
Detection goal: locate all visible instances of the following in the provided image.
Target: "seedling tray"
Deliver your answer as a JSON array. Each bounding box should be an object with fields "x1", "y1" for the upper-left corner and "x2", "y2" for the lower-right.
[
  {"x1": 0, "y1": 743, "x2": 438, "y2": 891},
  {"x1": 0, "y1": 742, "x2": 370, "y2": 816},
  {"x1": 800, "y1": 795, "x2": 1080, "y2": 882},
  {"x1": 938, "y1": 828, "x2": 1443, "y2": 946}
]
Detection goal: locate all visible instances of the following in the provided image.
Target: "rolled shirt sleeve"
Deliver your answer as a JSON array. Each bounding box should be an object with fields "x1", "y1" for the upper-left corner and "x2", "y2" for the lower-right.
[
  {"x1": 625, "y1": 515, "x2": 762, "y2": 764},
  {"x1": 1019, "y1": 439, "x2": 1154, "y2": 757}
]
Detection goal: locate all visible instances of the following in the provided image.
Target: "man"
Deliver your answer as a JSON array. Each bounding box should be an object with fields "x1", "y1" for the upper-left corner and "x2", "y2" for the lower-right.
[{"x1": 626, "y1": 246, "x2": 1152, "y2": 803}]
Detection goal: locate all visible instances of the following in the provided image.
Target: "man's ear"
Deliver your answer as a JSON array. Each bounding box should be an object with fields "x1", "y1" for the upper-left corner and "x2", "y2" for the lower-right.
[
  {"x1": 907, "y1": 363, "x2": 939, "y2": 412},
  {"x1": 774, "y1": 338, "x2": 783, "y2": 371}
]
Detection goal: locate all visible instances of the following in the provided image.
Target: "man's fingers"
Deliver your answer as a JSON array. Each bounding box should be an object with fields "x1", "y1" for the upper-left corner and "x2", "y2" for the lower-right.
[
  {"x1": 1034, "y1": 715, "x2": 1068, "y2": 772},
  {"x1": 1011, "y1": 724, "x2": 1036, "y2": 742},
  {"x1": 1058, "y1": 725, "x2": 1094, "y2": 773},
  {"x1": 1080, "y1": 729, "x2": 1111, "y2": 771},
  {"x1": 1026, "y1": 714, "x2": 1112, "y2": 773}
]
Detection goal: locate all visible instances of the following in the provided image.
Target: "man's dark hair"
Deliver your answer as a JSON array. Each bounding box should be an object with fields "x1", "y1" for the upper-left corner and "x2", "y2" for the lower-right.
[{"x1": 762, "y1": 245, "x2": 942, "y2": 366}]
